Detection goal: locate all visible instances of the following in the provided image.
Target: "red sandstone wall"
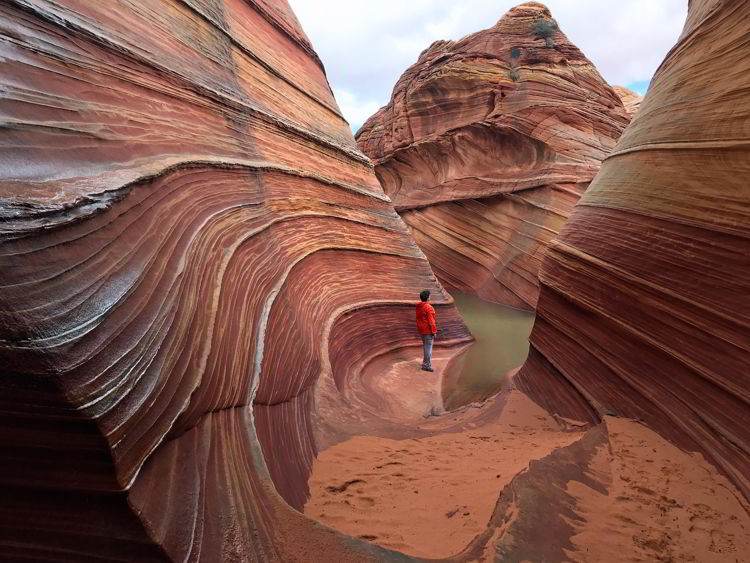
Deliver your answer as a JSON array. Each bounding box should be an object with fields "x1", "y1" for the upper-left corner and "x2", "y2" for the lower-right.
[
  {"x1": 515, "y1": 0, "x2": 750, "y2": 500},
  {"x1": 0, "y1": 1, "x2": 468, "y2": 560},
  {"x1": 613, "y1": 85, "x2": 643, "y2": 117}
]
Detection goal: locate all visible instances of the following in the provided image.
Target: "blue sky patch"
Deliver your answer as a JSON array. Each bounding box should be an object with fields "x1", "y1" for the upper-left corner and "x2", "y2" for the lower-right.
[{"x1": 626, "y1": 80, "x2": 650, "y2": 95}]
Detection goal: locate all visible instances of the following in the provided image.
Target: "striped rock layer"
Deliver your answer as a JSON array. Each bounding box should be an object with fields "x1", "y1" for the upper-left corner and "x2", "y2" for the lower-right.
[
  {"x1": 0, "y1": 1, "x2": 470, "y2": 561},
  {"x1": 356, "y1": 2, "x2": 631, "y2": 310},
  {"x1": 613, "y1": 85, "x2": 643, "y2": 117},
  {"x1": 515, "y1": 0, "x2": 750, "y2": 501}
]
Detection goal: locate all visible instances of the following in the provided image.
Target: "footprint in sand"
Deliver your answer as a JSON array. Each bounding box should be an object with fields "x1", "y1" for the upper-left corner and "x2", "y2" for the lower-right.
[
  {"x1": 374, "y1": 461, "x2": 404, "y2": 469},
  {"x1": 632, "y1": 531, "x2": 672, "y2": 558},
  {"x1": 325, "y1": 479, "x2": 365, "y2": 493},
  {"x1": 354, "y1": 496, "x2": 376, "y2": 508},
  {"x1": 709, "y1": 528, "x2": 736, "y2": 554}
]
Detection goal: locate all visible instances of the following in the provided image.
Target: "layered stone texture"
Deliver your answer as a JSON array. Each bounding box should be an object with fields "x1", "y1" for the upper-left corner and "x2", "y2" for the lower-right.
[
  {"x1": 0, "y1": 1, "x2": 469, "y2": 560},
  {"x1": 515, "y1": 0, "x2": 750, "y2": 501},
  {"x1": 613, "y1": 85, "x2": 643, "y2": 117},
  {"x1": 356, "y1": 2, "x2": 631, "y2": 310}
]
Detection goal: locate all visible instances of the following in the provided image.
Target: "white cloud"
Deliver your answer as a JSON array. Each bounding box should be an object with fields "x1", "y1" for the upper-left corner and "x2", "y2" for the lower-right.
[
  {"x1": 288, "y1": 0, "x2": 687, "y2": 132},
  {"x1": 331, "y1": 87, "x2": 381, "y2": 132}
]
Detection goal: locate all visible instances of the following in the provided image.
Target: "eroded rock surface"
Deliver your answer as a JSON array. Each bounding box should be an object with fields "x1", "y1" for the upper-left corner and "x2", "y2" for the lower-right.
[
  {"x1": 613, "y1": 85, "x2": 643, "y2": 117},
  {"x1": 515, "y1": 0, "x2": 750, "y2": 501},
  {"x1": 3, "y1": 0, "x2": 749, "y2": 561},
  {"x1": 356, "y1": 2, "x2": 631, "y2": 310},
  {"x1": 0, "y1": 1, "x2": 469, "y2": 560}
]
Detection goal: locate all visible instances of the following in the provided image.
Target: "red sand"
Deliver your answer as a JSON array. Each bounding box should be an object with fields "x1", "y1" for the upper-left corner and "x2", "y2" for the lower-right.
[
  {"x1": 305, "y1": 391, "x2": 583, "y2": 558},
  {"x1": 305, "y1": 391, "x2": 750, "y2": 560},
  {"x1": 567, "y1": 416, "x2": 750, "y2": 562}
]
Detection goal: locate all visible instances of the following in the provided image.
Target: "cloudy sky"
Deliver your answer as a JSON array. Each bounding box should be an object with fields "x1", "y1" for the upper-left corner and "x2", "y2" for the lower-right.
[{"x1": 288, "y1": 0, "x2": 688, "y2": 132}]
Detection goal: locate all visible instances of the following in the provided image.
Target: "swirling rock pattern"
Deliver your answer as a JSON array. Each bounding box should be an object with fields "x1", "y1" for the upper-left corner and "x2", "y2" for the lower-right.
[
  {"x1": 613, "y1": 85, "x2": 643, "y2": 117},
  {"x1": 515, "y1": 0, "x2": 750, "y2": 500},
  {"x1": 356, "y1": 2, "x2": 631, "y2": 310},
  {"x1": 0, "y1": 0, "x2": 469, "y2": 560}
]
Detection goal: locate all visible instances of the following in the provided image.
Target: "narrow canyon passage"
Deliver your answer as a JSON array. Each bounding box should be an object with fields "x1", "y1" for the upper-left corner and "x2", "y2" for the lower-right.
[{"x1": 2, "y1": 1, "x2": 749, "y2": 561}]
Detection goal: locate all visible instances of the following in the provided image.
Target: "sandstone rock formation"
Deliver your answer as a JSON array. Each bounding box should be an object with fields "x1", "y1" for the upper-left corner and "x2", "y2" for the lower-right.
[
  {"x1": 0, "y1": 1, "x2": 470, "y2": 560},
  {"x1": 3, "y1": 0, "x2": 749, "y2": 560},
  {"x1": 356, "y1": 2, "x2": 631, "y2": 310},
  {"x1": 515, "y1": 0, "x2": 750, "y2": 501},
  {"x1": 613, "y1": 85, "x2": 643, "y2": 116}
]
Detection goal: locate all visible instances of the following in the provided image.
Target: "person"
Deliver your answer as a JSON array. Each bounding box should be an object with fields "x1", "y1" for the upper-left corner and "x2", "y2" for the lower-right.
[{"x1": 416, "y1": 289, "x2": 437, "y2": 372}]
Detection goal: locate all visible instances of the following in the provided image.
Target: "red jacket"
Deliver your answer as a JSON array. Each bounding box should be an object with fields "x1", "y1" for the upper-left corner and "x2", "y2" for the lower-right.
[{"x1": 416, "y1": 302, "x2": 437, "y2": 335}]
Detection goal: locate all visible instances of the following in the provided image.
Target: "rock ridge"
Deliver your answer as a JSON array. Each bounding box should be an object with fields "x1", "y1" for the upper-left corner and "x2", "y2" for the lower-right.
[
  {"x1": 515, "y1": 0, "x2": 750, "y2": 501},
  {"x1": 356, "y1": 2, "x2": 631, "y2": 309}
]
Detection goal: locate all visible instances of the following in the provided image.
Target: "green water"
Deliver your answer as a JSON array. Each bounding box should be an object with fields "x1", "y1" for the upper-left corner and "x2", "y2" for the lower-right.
[{"x1": 441, "y1": 293, "x2": 535, "y2": 410}]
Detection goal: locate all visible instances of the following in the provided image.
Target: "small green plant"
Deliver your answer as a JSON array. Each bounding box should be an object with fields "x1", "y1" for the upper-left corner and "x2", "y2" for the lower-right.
[
  {"x1": 509, "y1": 68, "x2": 520, "y2": 82},
  {"x1": 533, "y1": 19, "x2": 558, "y2": 47},
  {"x1": 510, "y1": 46, "x2": 521, "y2": 59}
]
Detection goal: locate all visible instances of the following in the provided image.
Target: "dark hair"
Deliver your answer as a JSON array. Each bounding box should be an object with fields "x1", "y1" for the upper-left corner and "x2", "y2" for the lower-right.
[{"x1": 419, "y1": 289, "x2": 430, "y2": 302}]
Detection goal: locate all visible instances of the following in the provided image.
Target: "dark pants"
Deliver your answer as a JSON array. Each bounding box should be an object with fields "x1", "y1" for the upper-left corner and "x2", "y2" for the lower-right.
[{"x1": 421, "y1": 334, "x2": 434, "y2": 369}]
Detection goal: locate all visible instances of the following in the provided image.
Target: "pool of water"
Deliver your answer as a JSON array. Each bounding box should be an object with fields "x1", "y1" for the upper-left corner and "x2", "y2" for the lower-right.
[{"x1": 441, "y1": 293, "x2": 535, "y2": 410}]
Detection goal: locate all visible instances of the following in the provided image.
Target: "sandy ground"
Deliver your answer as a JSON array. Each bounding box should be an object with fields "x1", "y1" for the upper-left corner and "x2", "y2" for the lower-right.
[
  {"x1": 359, "y1": 346, "x2": 458, "y2": 420},
  {"x1": 306, "y1": 388, "x2": 750, "y2": 561},
  {"x1": 305, "y1": 391, "x2": 583, "y2": 558},
  {"x1": 567, "y1": 416, "x2": 750, "y2": 562}
]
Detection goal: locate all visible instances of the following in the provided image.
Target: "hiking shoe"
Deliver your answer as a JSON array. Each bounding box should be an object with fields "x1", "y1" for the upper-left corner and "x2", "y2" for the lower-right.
[{"x1": 421, "y1": 366, "x2": 434, "y2": 372}]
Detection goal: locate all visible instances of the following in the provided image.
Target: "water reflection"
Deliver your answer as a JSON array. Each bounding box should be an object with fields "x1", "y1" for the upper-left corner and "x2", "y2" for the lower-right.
[{"x1": 441, "y1": 293, "x2": 535, "y2": 410}]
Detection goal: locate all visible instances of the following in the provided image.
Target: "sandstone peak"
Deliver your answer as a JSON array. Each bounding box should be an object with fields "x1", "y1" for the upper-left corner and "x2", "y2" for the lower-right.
[
  {"x1": 503, "y1": 2, "x2": 553, "y2": 19},
  {"x1": 357, "y1": 5, "x2": 630, "y2": 310}
]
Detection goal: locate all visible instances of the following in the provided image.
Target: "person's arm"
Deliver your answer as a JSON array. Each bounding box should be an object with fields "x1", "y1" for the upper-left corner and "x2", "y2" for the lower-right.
[{"x1": 429, "y1": 305, "x2": 437, "y2": 335}]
